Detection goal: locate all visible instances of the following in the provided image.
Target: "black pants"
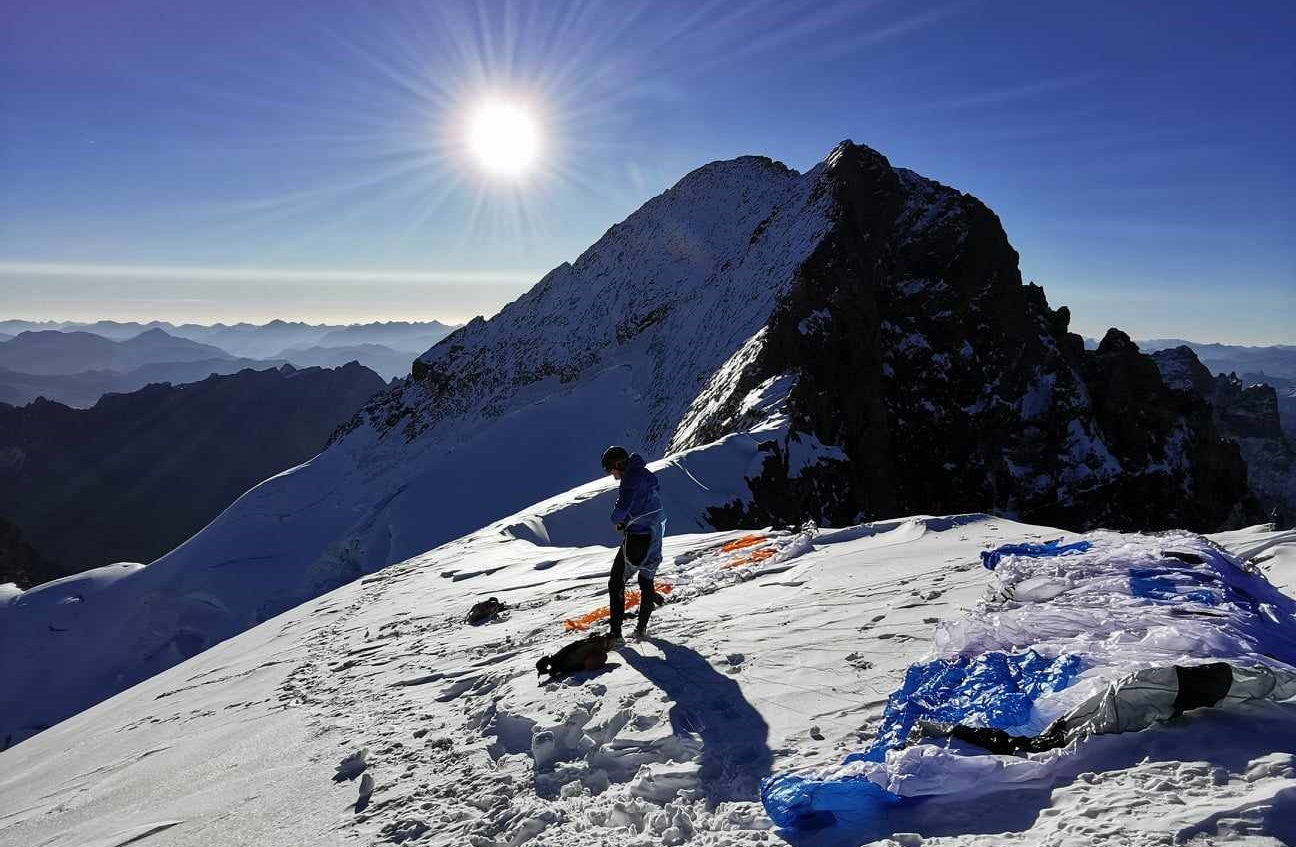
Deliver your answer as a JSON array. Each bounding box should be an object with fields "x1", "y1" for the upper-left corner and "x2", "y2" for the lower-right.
[{"x1": 608, "y1": 532, "x2": 661, "y2": 637}]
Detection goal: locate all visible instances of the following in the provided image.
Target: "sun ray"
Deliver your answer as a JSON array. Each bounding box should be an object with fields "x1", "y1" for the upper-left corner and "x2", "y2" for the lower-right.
[{"x1": 126, "y1": 0, "x2": 982, "y2": 270}]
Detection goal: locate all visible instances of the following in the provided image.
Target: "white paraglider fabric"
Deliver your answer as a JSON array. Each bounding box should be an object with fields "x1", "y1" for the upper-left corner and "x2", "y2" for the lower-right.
[{"x1": 762, "y1": 530, "x2": 1296, "y2": 829}]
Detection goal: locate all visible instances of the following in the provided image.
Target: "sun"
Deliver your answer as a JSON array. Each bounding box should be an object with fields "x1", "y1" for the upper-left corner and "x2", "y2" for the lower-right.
[{"x1": 466, "y1": 100, "x2": 541, "y2": 180}]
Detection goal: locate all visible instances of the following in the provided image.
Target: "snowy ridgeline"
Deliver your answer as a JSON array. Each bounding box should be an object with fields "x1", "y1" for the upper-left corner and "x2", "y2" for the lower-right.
[{"x1": 1, "y1": 482, "x2": 1294, "y2": 845}]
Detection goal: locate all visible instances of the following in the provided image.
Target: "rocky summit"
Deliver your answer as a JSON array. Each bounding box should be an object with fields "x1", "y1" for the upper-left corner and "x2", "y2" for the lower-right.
[{"x1": 355, "y1": 141, "x2": 1259, "y2": 535}]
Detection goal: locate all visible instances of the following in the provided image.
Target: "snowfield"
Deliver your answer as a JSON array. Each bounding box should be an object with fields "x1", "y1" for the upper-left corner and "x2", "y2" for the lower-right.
[{"x1": 2, "y1": 494, "x2": 1293, "y2": 846}]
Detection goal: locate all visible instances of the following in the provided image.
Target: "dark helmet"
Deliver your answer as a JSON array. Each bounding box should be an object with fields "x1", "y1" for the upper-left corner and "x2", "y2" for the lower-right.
[{"x1": 601, "y1": 445, "x2": 630, "y2": 472}]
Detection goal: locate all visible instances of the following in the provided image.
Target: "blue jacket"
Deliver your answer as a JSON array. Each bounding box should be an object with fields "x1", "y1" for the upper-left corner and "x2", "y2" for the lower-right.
[{"x1": 610, "y1": 453, "x2": 664, "y2": 536}]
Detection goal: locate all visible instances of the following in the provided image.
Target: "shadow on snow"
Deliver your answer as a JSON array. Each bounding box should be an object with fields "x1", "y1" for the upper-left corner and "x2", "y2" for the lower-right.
[
  {"x1": 622, "y1": 638, "x2": 773, "y2": 806},
  {"x1": 773, "y1": 701, "x2": 1296, "y2": 847}
]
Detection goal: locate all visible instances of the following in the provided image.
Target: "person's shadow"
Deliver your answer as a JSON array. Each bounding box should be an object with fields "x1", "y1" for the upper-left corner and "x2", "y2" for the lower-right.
[{"x1": 622, "y1": 639, "x2": 772, "y2": 806}]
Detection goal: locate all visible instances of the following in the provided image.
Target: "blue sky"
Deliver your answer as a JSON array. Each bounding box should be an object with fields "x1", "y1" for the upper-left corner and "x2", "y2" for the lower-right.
[{"x1": 1, "y1": 0, "x2": 1292, "y2": 343}]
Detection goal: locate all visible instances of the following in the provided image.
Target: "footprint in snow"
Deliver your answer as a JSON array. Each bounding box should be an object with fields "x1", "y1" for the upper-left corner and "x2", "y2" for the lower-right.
[
  {"x1": 858, "y1": 613, "x2": 886, "y2": 631},
  {"x1": 845, "y1": 652, "x2": 874, "y2": 671}
]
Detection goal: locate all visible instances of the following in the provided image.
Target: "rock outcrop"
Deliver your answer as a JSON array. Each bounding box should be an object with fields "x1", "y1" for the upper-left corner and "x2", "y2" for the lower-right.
[
  {"x1": 676, "y1": 144, "x2": 1256, "y2": 532},
  {"x1": 1153, "y1": 345, "x2": 1294, "y2": 523}
]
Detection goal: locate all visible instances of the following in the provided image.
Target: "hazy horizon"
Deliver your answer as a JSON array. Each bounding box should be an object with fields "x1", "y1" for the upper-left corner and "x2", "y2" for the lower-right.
[{"x1": 2, "y1": 306, "x2": 1292, "y2": 349}]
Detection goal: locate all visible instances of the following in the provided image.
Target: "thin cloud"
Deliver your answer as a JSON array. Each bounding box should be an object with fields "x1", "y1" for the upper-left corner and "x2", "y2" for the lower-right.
[
  {"x1": 936, "y1": 72, "x2": 1104, "y2": 110},
  {"x1": 818, "y1": 0, "x2": 972, "y2": 59},
  {"x1": 0, "y1": 262, "x2": 541, "y2": 285}
]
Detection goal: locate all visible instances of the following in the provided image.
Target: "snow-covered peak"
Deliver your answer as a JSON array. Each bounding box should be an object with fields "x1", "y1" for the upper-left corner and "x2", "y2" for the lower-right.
[{"x1": 355, "y1": 151, "x2": 834, "y2": 452}]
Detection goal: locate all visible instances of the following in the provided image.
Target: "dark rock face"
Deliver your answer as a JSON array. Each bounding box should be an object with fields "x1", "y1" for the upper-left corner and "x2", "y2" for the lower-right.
[
  {"x1": 1209, "y1": 374, "x2": 1287, "y2": 441},
  {"x1": 0, "y1": 515, "x2": 55, "y2": 589},
  {"x1": 0, "y1": 363, "x2": 385, "y2": 581},
  {"x1": 1149, "y1": 345, "x2": 1216, "y2": 397},
  {"x1": 1153, "y1": 346, "x2": 1295, "y2": 524},
  {"x1": 1073, "y1": 332, "x2": 1254, "y2": 530},
  {"x1": 1282, "y1": 388, "x2": 1296, "y2": 442},
  {"x1": 691, "y1": 142, "x2": 1257, "y2": 533}
]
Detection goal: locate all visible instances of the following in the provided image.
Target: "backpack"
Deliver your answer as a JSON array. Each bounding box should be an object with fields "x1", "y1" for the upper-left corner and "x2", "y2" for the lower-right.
[
  {"x1": 536, "y1": 634, "x2": 611, "y2": 679},
  {"x1": 467, "y1": 597, "x2": 504, "y2": 624}
]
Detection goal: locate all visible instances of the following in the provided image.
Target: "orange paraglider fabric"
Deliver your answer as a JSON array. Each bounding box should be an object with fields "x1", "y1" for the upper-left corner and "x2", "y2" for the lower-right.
[
  {"x1": 563, "y1": 582, "x2": 675, "y2": 631},
  {"x1": 720, "y1": 534, "x2": 766, "y2": 553},
  {"x1": 721, "y1": 547, "x2": 776, "y2": 569}
]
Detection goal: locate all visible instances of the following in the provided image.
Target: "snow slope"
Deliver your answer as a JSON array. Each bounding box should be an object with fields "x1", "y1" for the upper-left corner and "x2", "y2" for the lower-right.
[
  {"x1": 0, "y1": 153, "x2": 836, "y2": 746},
  {"x1": 2, "y1": 476, "x2": 1293, "y2": 845}
]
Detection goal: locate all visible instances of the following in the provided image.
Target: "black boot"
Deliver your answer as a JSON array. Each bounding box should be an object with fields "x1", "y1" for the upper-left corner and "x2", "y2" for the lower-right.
[{"x1": 634, "y1": 574, "x2": 656, "y2": 636}]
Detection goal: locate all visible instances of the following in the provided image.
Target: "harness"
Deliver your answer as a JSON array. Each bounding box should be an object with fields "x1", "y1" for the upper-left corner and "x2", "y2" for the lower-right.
[{"x1": 619, "y1": 507, "x2": 664, "y2": 578}]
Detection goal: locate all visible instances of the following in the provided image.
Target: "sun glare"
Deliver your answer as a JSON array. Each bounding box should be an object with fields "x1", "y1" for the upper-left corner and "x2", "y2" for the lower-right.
[{"x1": 467, "y1": 101, "x2": 541, "y2": 179}]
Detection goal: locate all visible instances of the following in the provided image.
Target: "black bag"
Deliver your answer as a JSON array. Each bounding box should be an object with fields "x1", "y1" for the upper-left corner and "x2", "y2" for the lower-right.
[
  {"x1": 467, "y1": 597, "x2": 504, "y2": 624},
  {"x1": 536, "y1": 634, "x2": 610, "y2": 679}
]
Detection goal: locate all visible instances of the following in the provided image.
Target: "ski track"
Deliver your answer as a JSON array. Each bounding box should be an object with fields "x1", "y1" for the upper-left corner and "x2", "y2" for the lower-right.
[{"x1": 1, "y1": 518, "x2": 1294, "y2": 846}]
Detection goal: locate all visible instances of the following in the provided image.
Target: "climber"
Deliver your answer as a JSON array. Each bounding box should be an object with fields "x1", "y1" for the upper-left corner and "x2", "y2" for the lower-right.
[{"x1": 601, "y1": 446, "x2": 667, "y2": 644}]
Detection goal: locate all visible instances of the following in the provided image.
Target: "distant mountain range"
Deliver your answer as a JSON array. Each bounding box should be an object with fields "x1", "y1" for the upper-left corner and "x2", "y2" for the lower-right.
[
  {"x1": 1084, "y1": 337, "x2": 1296, "y2": 438},
  {"x1": 0, "y1": 319, "x2": 457, "y2": 359},
  {"x1": 0, "y1": 362, "x2": 386, "y2": 587},
  {"x1": 1139, "y1": 339, "x2": 1296, "y2": 382},
  {"x1": 1082, "y1": 337, "x2": 1296, "y2": 380},
  {"x1": 0, "y1": 320, "x2": 458, "y2": 403},
  {"x1": 262, "y1": 343, "x2": 414, "y2": 380},
  {"x1": 0, "y1": 329, "x2": 229, "y2": 375},
  {"x1": 0, "y1": 357, "x2": 290, "y2": 408}
]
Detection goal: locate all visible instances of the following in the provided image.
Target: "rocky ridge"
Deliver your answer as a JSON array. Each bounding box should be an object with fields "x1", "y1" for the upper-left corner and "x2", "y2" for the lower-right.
[
  {"x1": 1154, "y1": 345, "x2": 1294, "y2": 523},
  {"x1": 358, "y1": 141, "x2": 1255, "y2": 533}
]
